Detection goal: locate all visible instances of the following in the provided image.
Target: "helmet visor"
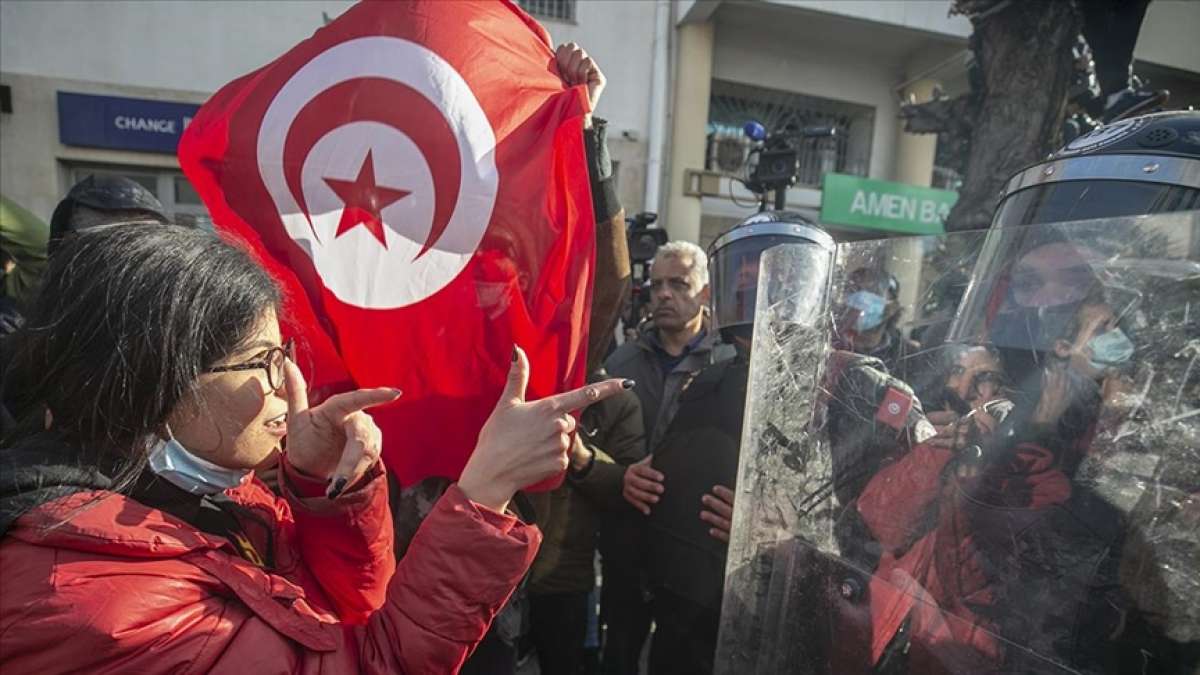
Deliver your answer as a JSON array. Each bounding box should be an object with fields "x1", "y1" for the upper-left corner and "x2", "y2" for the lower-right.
[
  {"x1": 994, "y1": 180, "x2": 1200, "y2": 227},
  {"x1": 948, "y1": 212, "x2": 1200, "y2": 355},
  {"x1": 710, "y1": 234, "x2": 824, "y2": 331}
]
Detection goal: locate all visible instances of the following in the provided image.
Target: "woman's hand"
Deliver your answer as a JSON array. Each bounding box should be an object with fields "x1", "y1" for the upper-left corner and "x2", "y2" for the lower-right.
[
  {"x1": 458, "y1": 347, "x2": 631, "y2": 512},
  {"x1": 281, "y1": 360, "x2": 401, "y2": 498}
]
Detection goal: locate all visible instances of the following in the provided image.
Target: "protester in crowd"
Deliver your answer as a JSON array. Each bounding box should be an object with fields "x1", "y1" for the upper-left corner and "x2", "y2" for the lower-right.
[
  {"x1": 1, "y1": 176, "x2": 174, "y2": 426},
  {"x1": 923, "y1": 343, "x2": 1011, "y2": 451},
  {"x1": 0, "y1": 223, "x2": 630, "y2": 673},
  {"x1": 608, "y1": 240, "x2": 715, "y2": 454},
  {"x1": 604, "y1": 239, "x2": 716, "y2": 674},
  {"x1": 47, "y1": 174, "x2": 170, "y2": 255},
  {"x1": 0, "y1": 195, "x2": 49, "y2": 335},
  {"x1": 850, "y1": 234, "x2": 1160, "y2": 673},
  {"x1": 381, "y1": 41, "x2": 638, "y2": 675}
]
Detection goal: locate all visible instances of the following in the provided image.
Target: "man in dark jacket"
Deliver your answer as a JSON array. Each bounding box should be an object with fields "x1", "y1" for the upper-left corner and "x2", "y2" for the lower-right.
[
  {"x1": 644, "y1": 351, "x2": 749, "y2": 674},
  {"x1": 606, "y1": 240, "x2": 715, "y2": 453},
  {"x1": 602, "y1": 239, "x2": 715, "y2": 674}
]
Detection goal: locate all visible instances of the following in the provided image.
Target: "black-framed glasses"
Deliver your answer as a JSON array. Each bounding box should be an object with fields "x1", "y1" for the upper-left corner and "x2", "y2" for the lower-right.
[{"x1": 206, "y1": 338, "x2": 295, "y2": 392}]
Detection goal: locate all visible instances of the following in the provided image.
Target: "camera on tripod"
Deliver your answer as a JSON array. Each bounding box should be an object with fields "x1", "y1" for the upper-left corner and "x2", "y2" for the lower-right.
[
  {"x1": 623, "y1": 211, "x2": 666, "y2": 331},
  {"x1": 742, "y1": 121, "x2": 837, "y2": 211},
  {"x1": 627, "y1": 211, "x2": 666, "y2": 265}
]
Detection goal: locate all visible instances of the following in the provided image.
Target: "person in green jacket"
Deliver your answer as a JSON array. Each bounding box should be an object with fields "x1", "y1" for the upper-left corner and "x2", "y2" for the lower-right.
[{"x1": 0, "y1": 195, "x2": 49, "y2": 333}]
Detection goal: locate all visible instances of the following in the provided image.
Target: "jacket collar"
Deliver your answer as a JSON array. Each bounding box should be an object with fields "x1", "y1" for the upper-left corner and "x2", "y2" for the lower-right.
[
  {"x1": 8, "y1": 489, "x2": 234, "y2": 558},
  {"x1": 636, "y1": 323, "x2": 714, "y2": 357}
]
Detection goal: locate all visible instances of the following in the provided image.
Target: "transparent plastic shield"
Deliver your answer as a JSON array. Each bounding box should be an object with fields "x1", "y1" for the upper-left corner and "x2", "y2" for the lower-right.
[{"x1": 716, "y1": 214, "x2": 1200, "y2": 674}]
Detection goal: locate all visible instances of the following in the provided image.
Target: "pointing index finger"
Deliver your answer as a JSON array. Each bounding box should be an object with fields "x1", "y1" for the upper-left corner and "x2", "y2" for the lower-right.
[
  {"x1": 545, "y1": 378, "x2": 633, "y2": 414},
  {"x1": 317, "y1": 387, "x2": 403, "y2": 421}
]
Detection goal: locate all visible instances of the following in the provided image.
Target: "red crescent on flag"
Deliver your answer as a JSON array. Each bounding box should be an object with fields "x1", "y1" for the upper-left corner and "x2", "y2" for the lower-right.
[{"x1": 282, "y1": 78, "x2": 462, "y2": 257}]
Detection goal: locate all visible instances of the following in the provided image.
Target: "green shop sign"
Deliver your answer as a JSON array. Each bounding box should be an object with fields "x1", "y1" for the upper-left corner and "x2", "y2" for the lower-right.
[{"x1": 820, "y1": 173, "x2": 958, "y2": 235}]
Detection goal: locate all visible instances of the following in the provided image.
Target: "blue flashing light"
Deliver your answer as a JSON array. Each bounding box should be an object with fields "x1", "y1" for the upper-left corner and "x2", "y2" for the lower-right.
[{"x1": 743, "y1": 121, "x2": 767, "y2": 141}]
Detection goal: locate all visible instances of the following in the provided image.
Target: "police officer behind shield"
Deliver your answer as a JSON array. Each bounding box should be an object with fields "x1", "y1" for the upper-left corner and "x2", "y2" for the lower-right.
[
  {"x1": 709, "y1": 111, "x2": 1198, "y2": 674},
  {"x1": 633, "y1": 211, "x2": 833, "y2": 674},
  {"x1": 851, "y1": 111, "x2": 1200, "y2": 674},
  {"x1": 942, "y1": 110, "x2": 1200, "y2": 674}
]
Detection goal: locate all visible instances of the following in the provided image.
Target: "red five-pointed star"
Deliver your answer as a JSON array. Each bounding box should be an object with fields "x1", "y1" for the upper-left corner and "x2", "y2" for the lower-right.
[{"x1": 323, "y1": 150, "x2": 410, "y2": 248}]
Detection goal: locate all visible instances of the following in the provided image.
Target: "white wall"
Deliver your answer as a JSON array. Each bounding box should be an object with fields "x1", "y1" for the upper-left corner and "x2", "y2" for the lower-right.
[
  {"x1": 540, "y1": 1, "x2": 658, "y2": 138},
  {"x1": 0, "y1": 0, "x2": 658, "y2": 214},
  {"x1": 1135, "y1": 0, "x2": 1200, "y2": 72},
  {"x1": 711, "y1": 9, "x2": 904, "y2": 182},
  {"x1": 0, "y1": 1, "x2": 356, "y2": 94},
  {"x1": 762, "y1": 0, "x2": 970, "y2": 38},
  {"x1": 541, "y1": 1, "x2": 659, "y2": 211},
  {"x1": 0, "y1": 0, "x2": 656, "y2": 135}
]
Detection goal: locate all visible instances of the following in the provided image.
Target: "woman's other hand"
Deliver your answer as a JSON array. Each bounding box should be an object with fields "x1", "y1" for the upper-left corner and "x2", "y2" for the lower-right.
[{"x1": 458, "y1": 346, "x2": 631, "y2": 512}]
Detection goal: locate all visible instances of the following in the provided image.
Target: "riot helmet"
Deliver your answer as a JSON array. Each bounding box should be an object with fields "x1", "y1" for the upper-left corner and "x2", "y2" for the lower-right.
[
  {"x1": 992, "y1": 110, "x2": 1200, "y2": 226},
  {"x1": 950, "y1": 111, "x2": 1198, "y2": 398},
  {"x1": 48, "y1": 175, "x2": 169, "y2": 255},
  {"x1": 707, "y1": 210, "x2": 833, "y2": 344}
]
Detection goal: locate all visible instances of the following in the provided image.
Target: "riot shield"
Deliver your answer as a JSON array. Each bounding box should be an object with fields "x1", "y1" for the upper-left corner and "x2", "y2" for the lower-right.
[{"x1": 716, "y1": 213, "x2": 1200, "y2": 674}]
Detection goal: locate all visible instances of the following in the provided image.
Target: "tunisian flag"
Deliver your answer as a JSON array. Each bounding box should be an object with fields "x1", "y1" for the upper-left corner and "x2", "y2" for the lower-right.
[{"x1": 179, "y1": 0, "x2": 595, "y2": 486}]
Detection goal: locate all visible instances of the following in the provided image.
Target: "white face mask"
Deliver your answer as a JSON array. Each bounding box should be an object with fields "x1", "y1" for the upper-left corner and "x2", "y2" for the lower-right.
[{"x1": 146, "y1": 427, "x2": 251, "y2": 496}]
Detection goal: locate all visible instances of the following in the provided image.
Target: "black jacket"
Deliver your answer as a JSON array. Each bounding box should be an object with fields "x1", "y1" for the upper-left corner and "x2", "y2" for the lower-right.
[{"x1": 646, "y1": 356, "x2": 749, "y2": 611}]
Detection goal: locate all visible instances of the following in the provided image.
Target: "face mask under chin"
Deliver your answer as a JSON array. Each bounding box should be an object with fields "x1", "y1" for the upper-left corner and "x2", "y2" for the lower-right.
[{"x1": 146, "y1": 428, "x2": 252, "y2": 496}]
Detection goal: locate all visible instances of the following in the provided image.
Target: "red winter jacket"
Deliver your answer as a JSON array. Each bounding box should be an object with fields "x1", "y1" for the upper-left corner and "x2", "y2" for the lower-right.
[
  {"x1": 857, "y1": 442, "x2": 1074, "y2": 673},
  {"x1": 0, "y1": 461, "x2": 540, "y2": 674}
]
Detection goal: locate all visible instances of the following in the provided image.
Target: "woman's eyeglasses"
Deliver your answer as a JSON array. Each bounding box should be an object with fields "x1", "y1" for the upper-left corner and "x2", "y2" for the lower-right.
[{"x1": 207, "y1": 338, "x2": 295, "y2": 392}]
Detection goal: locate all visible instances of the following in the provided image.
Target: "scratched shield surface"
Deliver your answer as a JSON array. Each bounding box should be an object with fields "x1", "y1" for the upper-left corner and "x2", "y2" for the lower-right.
[{"x1": 716, "y1": 213, "x2": 1200, "y2": 674}]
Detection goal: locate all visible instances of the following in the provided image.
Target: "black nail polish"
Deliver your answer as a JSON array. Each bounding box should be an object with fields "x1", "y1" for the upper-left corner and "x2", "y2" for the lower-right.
[
  {"x1": 328, "y1": 477, "x2": 348, "y2": 499},
  {"x1": 621, "y1": 379, "x2": 636, "y2": 389},
  {"x1": 512, "y1": 347, "x2": 518, "y2": 362}
]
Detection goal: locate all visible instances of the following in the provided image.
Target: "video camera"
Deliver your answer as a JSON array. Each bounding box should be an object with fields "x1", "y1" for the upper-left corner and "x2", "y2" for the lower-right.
[
  {"x1": 742, "y1": 121, "x2": 837, "y2": 211},
  {"x1": 624, "y1": 211, "x2": 667, "y2": 331}
]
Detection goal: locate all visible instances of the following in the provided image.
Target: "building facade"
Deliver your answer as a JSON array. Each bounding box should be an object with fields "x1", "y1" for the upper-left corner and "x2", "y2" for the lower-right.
[{"x1": 2, "y1": 0, "x2": 1198, "y2": 242}]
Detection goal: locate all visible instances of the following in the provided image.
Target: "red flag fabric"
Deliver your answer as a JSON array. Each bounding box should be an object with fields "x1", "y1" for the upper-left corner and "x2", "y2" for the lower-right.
[{"x1": 179, "y1": 0, "x2": 594, "y2": 487}]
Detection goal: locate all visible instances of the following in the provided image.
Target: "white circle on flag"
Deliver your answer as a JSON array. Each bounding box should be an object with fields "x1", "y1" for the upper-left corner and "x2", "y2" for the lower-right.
[
  {"x1": 302, "y1": 122, "x2": 435, "y2": 256},
  {"x1": 257, "y1": 36, "x2": 498, "y2": 309},
  {"x1": 887, "y1": 402, "x2": 901, "y2": 416}
]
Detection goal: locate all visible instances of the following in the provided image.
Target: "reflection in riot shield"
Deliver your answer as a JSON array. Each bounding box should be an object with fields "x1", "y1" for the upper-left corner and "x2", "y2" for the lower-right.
[{"x1": 716, "y1": 214, "x2": 1200, "y2": 674}]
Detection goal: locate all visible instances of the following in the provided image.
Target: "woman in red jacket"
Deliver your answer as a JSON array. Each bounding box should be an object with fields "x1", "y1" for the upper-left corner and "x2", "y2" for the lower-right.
[{"x1": 0, "y1": 223, "x2": 628, "y2": 673}]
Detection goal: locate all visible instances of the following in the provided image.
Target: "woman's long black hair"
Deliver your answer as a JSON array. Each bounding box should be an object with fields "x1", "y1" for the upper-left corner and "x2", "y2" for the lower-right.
[{"x1": 2, "y1": 222, "x2": 281, "y2": 492}]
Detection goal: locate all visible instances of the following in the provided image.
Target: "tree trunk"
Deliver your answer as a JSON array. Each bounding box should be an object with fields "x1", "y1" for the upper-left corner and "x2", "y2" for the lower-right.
[{"x1": 943, "y1": 0, "x2": 1082, "y2": 231}]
